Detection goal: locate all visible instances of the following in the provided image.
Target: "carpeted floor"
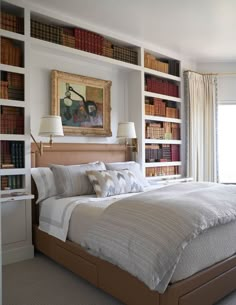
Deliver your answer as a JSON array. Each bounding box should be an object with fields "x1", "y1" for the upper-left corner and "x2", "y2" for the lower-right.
[{"x1": 3, "y1": 253, "x2": 236, "y2": 305}]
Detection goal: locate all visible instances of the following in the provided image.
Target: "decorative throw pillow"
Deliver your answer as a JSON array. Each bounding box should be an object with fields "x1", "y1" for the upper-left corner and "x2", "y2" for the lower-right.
[
  {"x1": 86, "y1": 169, "x2": 144, "y2": 198},
  {"x1": 105, "y1": 161, "x2": 150, "y2": 187},
  {"x1": 50, "y1": 161, "x2": 106, "y2": 197},
  {"x1": 31, "y1": 167, "x2": 58, "y2": 203}
]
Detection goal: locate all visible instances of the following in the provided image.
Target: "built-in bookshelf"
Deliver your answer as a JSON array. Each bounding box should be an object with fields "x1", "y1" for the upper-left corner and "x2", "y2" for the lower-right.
[
  {"x1": 0, "y1": 0, "x2": 33, "y2": 265},
  {"x1": 143, "y1": 51, "x2": 182, "y2": 180}
]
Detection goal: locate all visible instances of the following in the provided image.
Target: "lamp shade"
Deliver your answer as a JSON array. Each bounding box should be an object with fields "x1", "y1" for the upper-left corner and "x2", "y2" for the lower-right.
[
  {"x1": 117, "y1": 122, "x2": 136, "y2": 138},
  {"x1": 39, "y1": 115, "x2": 64, "y2": 137}
]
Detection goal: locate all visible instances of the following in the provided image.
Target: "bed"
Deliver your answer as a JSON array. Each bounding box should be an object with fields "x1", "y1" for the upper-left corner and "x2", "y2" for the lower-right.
[{"x1": 31, "y1": 143, "x2": 236, "y2": 305}]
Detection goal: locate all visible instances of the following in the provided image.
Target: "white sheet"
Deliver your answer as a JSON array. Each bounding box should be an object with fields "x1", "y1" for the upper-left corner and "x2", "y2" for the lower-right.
[{"x1": 39, "y1": 185, "x2": 160, "y2": 241}]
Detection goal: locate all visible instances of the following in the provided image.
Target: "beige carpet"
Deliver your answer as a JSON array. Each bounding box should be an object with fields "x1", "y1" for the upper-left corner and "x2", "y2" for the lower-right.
[{"x1": 3, "y1": 253, "x2": 236, "y2": 305}]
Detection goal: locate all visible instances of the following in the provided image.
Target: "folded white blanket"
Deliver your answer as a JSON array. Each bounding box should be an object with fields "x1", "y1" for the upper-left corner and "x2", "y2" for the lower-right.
[{"x1": 81, "y1": 182, "x2": 236, "y2": 293}]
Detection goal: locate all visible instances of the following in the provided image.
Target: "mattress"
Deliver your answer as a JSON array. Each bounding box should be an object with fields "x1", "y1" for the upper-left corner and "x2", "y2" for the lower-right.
[{"x1": 67, "y1": 194, "x2": 236, "y2": 284}]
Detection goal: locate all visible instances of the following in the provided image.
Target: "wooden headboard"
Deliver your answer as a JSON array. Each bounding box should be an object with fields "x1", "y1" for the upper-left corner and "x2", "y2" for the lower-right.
[
  {"x1": 31, "y1": 143, "x2": 129, "y2": 167},
  {"x1": 31, "y1": 142, "x2": 130, "y2": 225}
]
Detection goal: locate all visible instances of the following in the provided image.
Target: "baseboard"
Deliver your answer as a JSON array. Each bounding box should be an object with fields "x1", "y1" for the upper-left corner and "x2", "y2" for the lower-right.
[{"x1": 2, "y1": 245, "x2": 34, "y2": 265}]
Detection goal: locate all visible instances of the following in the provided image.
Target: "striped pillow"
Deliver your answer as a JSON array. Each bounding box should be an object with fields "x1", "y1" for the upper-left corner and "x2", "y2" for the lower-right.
[
  {"x1": 86, "y1": 169, "x2": 144, "y2": 198},
  {"x1": 31, "y1": 167, "x2": 58, "y2": 203}
]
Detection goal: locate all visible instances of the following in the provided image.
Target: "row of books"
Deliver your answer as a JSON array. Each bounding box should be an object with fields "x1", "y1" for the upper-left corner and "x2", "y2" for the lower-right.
[
  {"x1": 1, "y1": 37, "x2": 23, "y2": 67},
  {"x1": 1, "y1": 175, "x2": 24, "y2": 190},
  {"x1": 145, "y1": 144, "x2": 180, "y2": 163},
  {"x1": 31, "y1": 19, "x2": 138, "y2": 65},
  {"x1": 0, "y1": 81, "x2": 8, "y2": 99},
  {"x1": 144, "y1": 52, "x2": 169, "y2": 74},
  {"x1": 146, "y1": 166, "x2": 179, "y2": 177},
  {"x1": 0, "y1": 106, "x2": 24, "y2": 134},
  {"x1": 0, "y1": 11, "x2": 24, "y2": 34},
  {"x1": 145, "y1": 76, "x2": 179, "y2": 97},
  {"x1": 1, "y1": 140, "x2": 25, "y2": 169},
  {"x1": 145, "y1": 98, "x2": 179, "y2": 118},
  {"x1": 144, "y1": 52, "x2": 180, "y2": 77},
  {"x1": 0, "y1": 72, "x2": 24, "y2": 100},
  {"x1": 145, "y1": 122, "x2": 180, "y2": 140}
]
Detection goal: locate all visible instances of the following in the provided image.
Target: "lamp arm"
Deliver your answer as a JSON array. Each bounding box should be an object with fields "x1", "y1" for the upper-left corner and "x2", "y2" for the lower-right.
[{"x1": 31, "y1": 133, "x2": 43, "y2": 155}]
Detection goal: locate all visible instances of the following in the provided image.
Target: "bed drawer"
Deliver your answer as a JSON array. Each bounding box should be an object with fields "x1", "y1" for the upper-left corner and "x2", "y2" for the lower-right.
[
  {"x1": 179, "y1": 266, "x2": 236, "y2": 305},
  {"x1": 55, "y1": 244, "x2": 98, "y2": 286}
]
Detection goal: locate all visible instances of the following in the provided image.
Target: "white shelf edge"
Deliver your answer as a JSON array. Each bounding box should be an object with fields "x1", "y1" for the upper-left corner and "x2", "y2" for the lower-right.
[
  {"x1": 145, "y1": 139, "x2": 182, "y2": 144},
  {"x1": 0, "y1": 99, "x2": 25, "y2": 106},
  {"x1": 145, "y1": 161, "x2": 181, "y2": 167},
  {"x1": 0, "y1": 193, "x2": 34, "y2": 203},
  {"x1": 145, "y1": 115, "x2": 181, "y2": 123},
  {"x1": 0, "y1": 134, "x2": 25, "y2": 141},
  {"x1": 0, "y1": 29, "x2": 25, "y2": 41},
  {"x1": 0, "y1": 168, "x2": 27, "y2": 175},
  {"x1": 30, "y1": 37, "x2": 142, "y2": 72},
  {"x1": 144, "y1": 91, "x2": 181, "y2": 102},
  {"x1": 144, "y1": 67, "x2": 181, "y2": 82},
  {"x1": 0, "y1": 64, "x2": 25, "y2": 74},
  {"x1": 147, "y1": 174, "x2": 182, "y2": 180}
]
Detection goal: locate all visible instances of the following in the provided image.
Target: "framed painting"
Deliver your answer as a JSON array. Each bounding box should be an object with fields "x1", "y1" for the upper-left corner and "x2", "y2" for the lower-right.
[{"x1": 51, "y1": 70, "x2": 112, "y2": 136}]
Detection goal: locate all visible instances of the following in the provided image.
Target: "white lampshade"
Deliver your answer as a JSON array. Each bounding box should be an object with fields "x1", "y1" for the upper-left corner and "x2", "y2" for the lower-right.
[
  {"x1": 39, "y1": 115, "x2": 64, "y2": 137},
  {"x1": 117, "y1": 122, "x2": 136, "y2": 138}
]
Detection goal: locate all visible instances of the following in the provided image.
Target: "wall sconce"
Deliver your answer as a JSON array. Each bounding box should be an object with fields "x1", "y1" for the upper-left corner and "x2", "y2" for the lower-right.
[
  {"x1": 117, "y1": 122, "x2": 138, "y2": 152},
  {"x1": 31, "y1": 115, "x2": 64, "y2": 155}
]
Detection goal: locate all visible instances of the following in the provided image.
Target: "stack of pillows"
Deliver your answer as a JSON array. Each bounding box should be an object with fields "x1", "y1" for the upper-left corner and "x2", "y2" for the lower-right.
[{"x1": 31, "y1": 161, "x2": 150, "y2": 203}]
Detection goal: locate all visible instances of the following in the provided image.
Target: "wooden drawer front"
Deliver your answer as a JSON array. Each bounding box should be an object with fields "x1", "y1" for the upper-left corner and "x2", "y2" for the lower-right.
[
  {"x1": 2, "y1": 200, "x2": 27, "y2": 245},
  {"x1": 55, "y1": 244, "x2": 98, "y2": 287},
  {"x1": 179, "y1": 265, "x2": 236, "y2": 305}
]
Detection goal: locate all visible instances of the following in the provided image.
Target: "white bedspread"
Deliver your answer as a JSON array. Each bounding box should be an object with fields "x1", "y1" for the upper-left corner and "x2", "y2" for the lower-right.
[{"x1": 80, "y1": 182, "x2": 236, "y2": 293}]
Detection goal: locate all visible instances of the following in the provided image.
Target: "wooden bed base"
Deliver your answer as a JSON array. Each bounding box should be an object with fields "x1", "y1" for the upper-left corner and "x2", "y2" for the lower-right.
[{"x1": 31, "y1": 143, "x2": 236, "y2": 305}]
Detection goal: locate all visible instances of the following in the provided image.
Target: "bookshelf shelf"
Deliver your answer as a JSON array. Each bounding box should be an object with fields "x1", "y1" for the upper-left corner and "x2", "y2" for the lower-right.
[
  {"x1": 145, "y1": 115, "x2": 181, "y2": 124},
  {"x1": 0, "y1": 29, "x2": 25, "y2": 41},
  {"x1": 144, "y1": 67, "x2": 181, "y2": 82},
  {"x1": 145, "y1": 139, "x2": 181, "y2": 144},
  {"x1": 144, "y1": 91, "x2": 181, "y2": 103},
  {"x1": 147, "y1": 174, "x2": 182, "y2": 181},
  {"x1": 0, "y1": 64, "x2": 25, "y2": 74},
  {"x1": 0, "y1": 168, "x2": 27, "y2": 175},
  {"x1": 0, "y1": 193, "x2": 34, "y2": 203},
  {"x1": 30, "y1": 38, "x2": 142, "y2": 72},
  {"x1": 0, "y1": 99, "x2": 25, "y2": 107},
  {"x1": 145, "y1": 161, "x2": 182, "y2": 167},
  {"x1": 0, "y1": 134, "x2": 25, "y2": 141}
]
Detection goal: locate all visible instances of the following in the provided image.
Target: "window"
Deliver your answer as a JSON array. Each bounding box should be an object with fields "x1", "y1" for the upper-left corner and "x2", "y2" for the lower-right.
[{"x1": 218, "y1": 104, "x2": 236, "y2": 183}]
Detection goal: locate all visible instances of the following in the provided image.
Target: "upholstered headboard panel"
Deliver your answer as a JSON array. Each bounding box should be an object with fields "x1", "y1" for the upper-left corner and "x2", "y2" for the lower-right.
[{"x1": 31, "y1": 143, "x2": 129, "y2": 167}]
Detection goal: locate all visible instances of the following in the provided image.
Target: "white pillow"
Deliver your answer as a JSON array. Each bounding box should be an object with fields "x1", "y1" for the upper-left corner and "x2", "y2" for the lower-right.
[
  {"x1": 87, "y1": 169, "x2": 144, "y2": 197},
  {"x1": 105, "y1": 161, "x2": 150, "y2": 187},
  {"x1": 31, "y1": 167, "x2": 58, "y2": 203},
  {"x1": 50, "y1": 161, "x2": 106, "y2": 197}
]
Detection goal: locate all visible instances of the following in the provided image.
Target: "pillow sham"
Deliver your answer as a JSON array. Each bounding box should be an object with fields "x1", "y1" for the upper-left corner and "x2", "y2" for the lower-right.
[
  {"x1": 86, "y1": 169, "x2": 144, "y2": 198},
  {"x1": 105, "y1": 161, "x2": 150, "y2": 187},
  {"x1": 31, "y1": 167, "x2": 58, "y2": 203},
  {"x1": 50, "y1": 161, "x2": 106, "y2": 197}
]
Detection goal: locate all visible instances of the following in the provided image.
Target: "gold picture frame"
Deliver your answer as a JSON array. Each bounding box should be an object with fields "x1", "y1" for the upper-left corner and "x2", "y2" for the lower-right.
[{"x1": 51, "y1": 70, "x2": 112, "y2": 136}]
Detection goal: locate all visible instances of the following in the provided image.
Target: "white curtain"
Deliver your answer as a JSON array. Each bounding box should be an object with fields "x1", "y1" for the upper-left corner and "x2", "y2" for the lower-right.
[{"x1": 184, "y1": 71, "x2": 218, "y2": 182}]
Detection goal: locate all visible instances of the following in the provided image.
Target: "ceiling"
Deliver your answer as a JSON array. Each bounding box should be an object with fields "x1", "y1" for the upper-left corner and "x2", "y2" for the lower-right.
[{"x1": 26, "y1": 0, "x2": 236, "y2": 63}]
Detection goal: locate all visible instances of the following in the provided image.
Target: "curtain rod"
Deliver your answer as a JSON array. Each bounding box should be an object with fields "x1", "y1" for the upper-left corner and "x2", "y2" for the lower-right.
[{"x1": 184, "y1": 70, "x2": 236, "y2": 76}]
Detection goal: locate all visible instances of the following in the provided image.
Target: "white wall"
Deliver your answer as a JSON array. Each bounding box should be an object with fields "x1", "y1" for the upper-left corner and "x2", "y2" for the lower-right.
[
  {"x1": 30, "y1": 47, "x2": 129, "y2": 144},
  {"x1": 197, "y1": 62, "x2": 236, "y2": 101}
]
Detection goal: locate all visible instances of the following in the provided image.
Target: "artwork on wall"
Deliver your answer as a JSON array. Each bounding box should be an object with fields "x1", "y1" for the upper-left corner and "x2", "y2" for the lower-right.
[{"x1": 51, "y1": 70, "x2": 112, "y2": 136}]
